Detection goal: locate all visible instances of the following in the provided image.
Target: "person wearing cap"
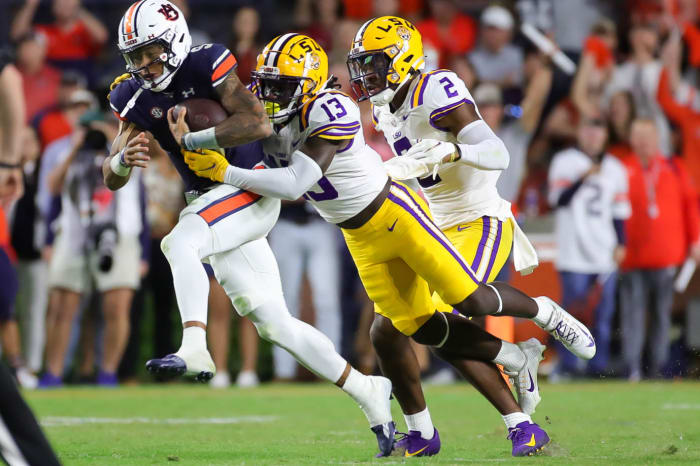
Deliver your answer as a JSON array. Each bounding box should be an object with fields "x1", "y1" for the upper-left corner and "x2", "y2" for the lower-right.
[
  {"x1": 469, "y1": 5, "x2": 524, "y2": 88},
  {"x1": 547, "y1": 115, "x2": 630, "y2": 380}
]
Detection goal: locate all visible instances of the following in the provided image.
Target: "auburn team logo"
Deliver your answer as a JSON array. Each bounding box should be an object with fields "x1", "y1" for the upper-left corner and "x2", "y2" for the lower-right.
[{"x1": 158, "y1": 4, "x2": 179, "y2": 21}]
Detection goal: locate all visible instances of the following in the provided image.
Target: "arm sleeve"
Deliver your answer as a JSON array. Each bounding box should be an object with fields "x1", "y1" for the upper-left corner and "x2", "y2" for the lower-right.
[
  {"x1": 613, "y1": 218, "x2": 626, "y2": 245},
  {"x1": 547, "y1": 152, "x2": 576, "y2": 207},
  {"x1": 555, "y1": 178, "x2": 585, "y2": 207},
  {"x1": 223, "y1": 150, "x2": 323, "y2": 200},
  {"x1": 455, "y1": 119, "x2": 510, "y2": 170}
]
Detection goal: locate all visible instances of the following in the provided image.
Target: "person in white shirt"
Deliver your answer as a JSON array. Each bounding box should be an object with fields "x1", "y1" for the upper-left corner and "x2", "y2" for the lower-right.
[{"x1": 548, "y1": 116, "x2": 630, "y2": 378}]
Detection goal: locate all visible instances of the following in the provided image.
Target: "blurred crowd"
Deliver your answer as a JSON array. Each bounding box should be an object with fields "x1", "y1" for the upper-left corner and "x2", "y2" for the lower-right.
[{"x1": 1, "y1": 0, "x2": 700, "y2": 389}]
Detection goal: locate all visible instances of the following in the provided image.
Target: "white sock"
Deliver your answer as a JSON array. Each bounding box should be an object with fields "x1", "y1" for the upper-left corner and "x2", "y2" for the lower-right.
[
  {"x1": 532, "y1": 298, "x2": 553, "y2": 327},
  {"x1": 502, "y1": 412, "x2": 532, "y2": 429},
  {"x1": 179, "y1": 326, "x2": 207, "y2": 352},
  {"x1": 493, "y1": 341, "x2": 526, "y2": 373},
  {"x1": 161, "y1": 214, "x2": 212, "y2": 325},
  {"x1": 341, "y1": 367, "x2": 367, "y2": 398},
  {"x1": 404, "y1": 408, "x2": 434, "y2": 440}
]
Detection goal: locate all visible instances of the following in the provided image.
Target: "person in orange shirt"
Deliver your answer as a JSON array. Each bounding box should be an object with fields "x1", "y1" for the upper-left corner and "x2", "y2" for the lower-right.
[
  {"x1": 416, "y1": 0, "x2": 477, "y2": 68},
  {"x1": 620, "y1": 118, "x2": 700, "y2": 380}
]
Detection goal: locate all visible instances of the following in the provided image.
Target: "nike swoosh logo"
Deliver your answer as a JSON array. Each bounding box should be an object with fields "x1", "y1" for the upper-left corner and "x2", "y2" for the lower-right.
[
  {"x1": 405, "y1": 445, "x2": 428, "y2": 457},
  {"x1": 388, "y1": 219, "x2": 398, "y2": 232},
  {"x1": 525, "y1": 434, "x2": 537, "y2": 447},
  {"x1": 575, "y1": 323, "x2": 596, "y2": 347},
  {"x1": 457, "y1": 225, "x2": 470, "y2": 231},
  {"x1": 527, "y1": 370, "x2": 535, "y2": 392}
]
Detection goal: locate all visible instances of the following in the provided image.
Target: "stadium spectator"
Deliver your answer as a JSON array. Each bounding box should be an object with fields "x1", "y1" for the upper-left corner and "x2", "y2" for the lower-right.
[
  {"x1": 269, "y1": 203, "x2": 343, "y2": 381},
  {"x1": 417, "y1": 0, "x2": 477, "y2": 68},
  {"x1": 227, "y1": 7, "x2": 262, "y2": 85},
  {"x1": 607, "y1": 91, "x2": 637, "y2": 160},
  {"x1": 10, "y1": 0, "x2": 107, "y2": 85},
  {"x1": 0, "y1": 51, "x2": 25, "y2": 207},
  {"x1": 207, "y1": 273, "x2": 261, "y2": 389},
  {"x1": 294, "y1": 0, "x2": 342, "y2": 52},
  {"x1": 170, "y1": 0, "x2": 212, "y2": 47},
  {"x1": 41, "y1": 123, "x2": 145, "y2": 387},
  {"x1": 469, "y1": 5, "x2": 523, "y2": 89},
  {"x1": 605, "y1": 21, "x2": 672, "y2": 155},
  {"x1": 547, "y1": 116, "x2": 630, "y2": 379},
  {"x1": 474, "y1": 51, "x2": 551, "y2": 203},
  {"x1": 656, "y1": 30, "x2": 700, "y2": 191},
  {"x1": 10, "y1": 127, "x2": 47, "y2": 378},
  {"x1": 34, "y1": 74, "x2": 91, "y2": 150},
  {"x1": 15, "y1": 32, "x2": 61, "y2": 123},
  {"x1": 619, "y1": 118, "x2": 700, "y2": 381}
]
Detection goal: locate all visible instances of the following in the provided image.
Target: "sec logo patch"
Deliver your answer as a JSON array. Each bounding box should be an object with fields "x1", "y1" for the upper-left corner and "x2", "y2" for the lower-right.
[{"x1": 150, "y1": 107, "x2": 164, "y2": 119}]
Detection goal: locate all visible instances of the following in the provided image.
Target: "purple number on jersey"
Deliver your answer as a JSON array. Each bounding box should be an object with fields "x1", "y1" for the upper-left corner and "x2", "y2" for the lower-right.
[
  {"x1": 304, "y1": 176, "x2": 339, "y2": 201},
  {"x1": 320, "y1": 98, "x2": 347, "y2": 122},
  {"x1": 439, "y1": 77, "x2": 458, "y2": 98},
  {"x1": 392, "y1": 136, "x2": 442, "y2": 188}
]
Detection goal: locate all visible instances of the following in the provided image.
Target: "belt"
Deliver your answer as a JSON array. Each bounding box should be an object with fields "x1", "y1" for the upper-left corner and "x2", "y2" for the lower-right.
[{"x1": 337, "y1": 178, "x2": 391, "y2": 229}]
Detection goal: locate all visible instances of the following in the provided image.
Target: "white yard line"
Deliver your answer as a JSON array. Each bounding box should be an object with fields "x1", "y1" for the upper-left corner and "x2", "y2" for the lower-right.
[{"x1": 41, "y1": 416, "x2": 278, "y2": 427}]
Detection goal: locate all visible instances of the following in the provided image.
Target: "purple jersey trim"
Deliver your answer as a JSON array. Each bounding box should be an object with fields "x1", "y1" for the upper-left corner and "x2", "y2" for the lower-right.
[{"x1": 428, "y1": 98, "x2": 471, "y2": 131}]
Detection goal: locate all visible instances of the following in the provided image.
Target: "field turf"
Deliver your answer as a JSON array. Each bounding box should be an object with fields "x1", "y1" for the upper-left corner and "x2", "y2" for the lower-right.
[{"x1": 24, "y1": 381, "x2": 700, "y2": 464}]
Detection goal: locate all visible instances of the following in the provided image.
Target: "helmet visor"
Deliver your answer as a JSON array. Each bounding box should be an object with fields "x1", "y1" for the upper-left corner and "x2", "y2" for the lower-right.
[
  {"x1": 122, "y1": 41, "x2": 168, "y2": 82},
  {"x1": 347, "y1": 51, "x2": 391, "y2": 102}
]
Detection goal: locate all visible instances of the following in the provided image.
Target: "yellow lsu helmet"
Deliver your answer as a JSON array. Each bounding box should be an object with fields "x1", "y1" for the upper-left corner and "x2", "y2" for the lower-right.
[
  {"x1": 252, "y1": 33, "x2": 328, "y2": 124},
  {"x1": 347, "y1": 16, "x2": 425, "y2": 106}
]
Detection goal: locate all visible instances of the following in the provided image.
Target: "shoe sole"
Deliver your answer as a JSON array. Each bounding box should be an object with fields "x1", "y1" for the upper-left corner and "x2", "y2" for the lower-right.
[{"x1": 145, "y1": 361, "x2": 213, "y2": 383}]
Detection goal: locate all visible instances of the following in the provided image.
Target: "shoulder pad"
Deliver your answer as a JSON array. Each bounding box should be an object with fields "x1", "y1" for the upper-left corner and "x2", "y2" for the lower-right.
[
  {"x1": 189, "y1": 43, "x2": 238, "y2": 88},
  {"x1": 301, "y1": 91, "x2": 361, "y2": 140},
  {"x1": 409, "y1": 70, "x2": 474, "y2": 129},
  {"x1": 108, "y1": 78, "x2": 141, "y2": 122}
]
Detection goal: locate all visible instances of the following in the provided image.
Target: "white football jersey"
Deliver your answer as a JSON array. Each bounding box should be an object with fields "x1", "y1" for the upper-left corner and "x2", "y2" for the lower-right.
[
  {"x1": 262, "y1": 89, "x2": 388, "y2": 224},
  {"x1": 548, "y1": 148, "x2": 631, "y2": 274},
  {"x1": 374, "y1": 69, "x2": 512, "y2": 230}
]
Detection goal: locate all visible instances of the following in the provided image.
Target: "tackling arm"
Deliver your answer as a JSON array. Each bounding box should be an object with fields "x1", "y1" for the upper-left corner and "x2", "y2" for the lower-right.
[
  {"x1": 214, "y1": 72, "x2": 273, "y2": 146},
  {"x1": 183, "y1": 136, "x2": 340, "y2": 200}
]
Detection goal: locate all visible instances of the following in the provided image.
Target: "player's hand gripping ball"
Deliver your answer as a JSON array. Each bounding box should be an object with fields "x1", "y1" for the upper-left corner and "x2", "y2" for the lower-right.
[{"x1": 182, "y1": 148, "x2": 229, "y2": 183}]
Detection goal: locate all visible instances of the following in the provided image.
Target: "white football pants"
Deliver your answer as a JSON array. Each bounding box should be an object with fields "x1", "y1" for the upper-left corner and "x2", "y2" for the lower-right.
[{"x1": 269, "y1": 218, "x2": 342, "y2": 379}]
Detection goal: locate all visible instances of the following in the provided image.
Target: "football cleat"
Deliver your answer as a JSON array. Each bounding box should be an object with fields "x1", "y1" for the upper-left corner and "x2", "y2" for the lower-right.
[
  {"x1": 534, "y1": 296, "x2": 596, "y2": 360},
  {"x1": 511, "y1": 338, "x2": 545, "y2": 415},
  {"x1": 146, "y1": 349, "x2": 215, "y2": 382},
  {"x1": 507, "y1": 421, "x2": 549, "y2": 456},
  {"x1": 372, "y1": 421, "x2": 396, "y2": 457},
  {"x1": 393, "y1": 429, "x2": 441, "y2": 457}
]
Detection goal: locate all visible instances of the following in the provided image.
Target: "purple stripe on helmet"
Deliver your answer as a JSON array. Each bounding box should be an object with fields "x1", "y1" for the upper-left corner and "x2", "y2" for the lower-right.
[
  {"x1": 471, "y1": 216, "x2": 491, "y2": 274},
  {"x1": 387, "y1": 191, "x2": 479, "y2": 284},
  {"x1": 483, "y1": 219, "x2": 503, "y2": 282}
]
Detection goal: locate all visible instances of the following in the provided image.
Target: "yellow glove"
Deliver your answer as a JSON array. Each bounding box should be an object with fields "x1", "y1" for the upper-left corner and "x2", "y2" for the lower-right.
[
  {"x1": 107, "y1": 73, "x2": 132, "y2": 101},
  {"x1": 182, "y1": 148, "x2": 229, "y2": 183}
]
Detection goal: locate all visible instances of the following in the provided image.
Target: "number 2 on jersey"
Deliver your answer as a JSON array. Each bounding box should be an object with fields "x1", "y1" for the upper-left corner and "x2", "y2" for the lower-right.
[{"x1": 392, "y1": 137, "x2": 442, "y2": 188}]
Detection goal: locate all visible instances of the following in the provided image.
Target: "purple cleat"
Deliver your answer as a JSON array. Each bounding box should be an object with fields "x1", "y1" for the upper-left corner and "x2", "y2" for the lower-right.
[
  {"x1": 508, "y1": 421, "x2": 549, "y2": 456},
  {"x1": 38, "y1": 372, "x2": 62, "y2": 389},
  {"x1": 372, "y1": 421, "x2": 396, "y2": 457},
  {"x1": 393, "y1": 429, "x2": 440, "y2": 457},
  {"x1": 97, "y1": 371, "x2": 118, "y2": 387}
]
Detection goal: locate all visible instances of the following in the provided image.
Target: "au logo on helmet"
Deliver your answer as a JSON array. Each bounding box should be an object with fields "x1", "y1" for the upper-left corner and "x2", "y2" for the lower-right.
[{"x1": 157, "y1": 3, "x2": 179, "y2": 21}]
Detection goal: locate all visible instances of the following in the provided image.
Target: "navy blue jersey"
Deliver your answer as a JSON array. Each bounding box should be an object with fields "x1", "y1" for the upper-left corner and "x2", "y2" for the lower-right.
[{"x1": 109, "y1": 43, "x2": 264, "y2": 192}]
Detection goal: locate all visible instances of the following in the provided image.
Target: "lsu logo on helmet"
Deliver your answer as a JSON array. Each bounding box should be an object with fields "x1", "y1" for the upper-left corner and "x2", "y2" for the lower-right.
[
  {"x1": 347, "y1": 16, "x2": 425, "y2": 106},
  {"x1": 251, "y1": 34, "x2": 329, "y2": 124}
]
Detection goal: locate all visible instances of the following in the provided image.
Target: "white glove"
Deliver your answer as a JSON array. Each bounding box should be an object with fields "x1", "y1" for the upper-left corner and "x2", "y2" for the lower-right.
[
  {"x1": 384, "y1": 156, "x2": 430, "y2": 180},
  {"x1": 403, "y1": 140, "x2": 459, "y2": 178}
]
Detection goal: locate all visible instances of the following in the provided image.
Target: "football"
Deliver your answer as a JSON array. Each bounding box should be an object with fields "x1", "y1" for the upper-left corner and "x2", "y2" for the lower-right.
[{"x1": 172, "y1": 98, "x2": 228, "y2": 131}]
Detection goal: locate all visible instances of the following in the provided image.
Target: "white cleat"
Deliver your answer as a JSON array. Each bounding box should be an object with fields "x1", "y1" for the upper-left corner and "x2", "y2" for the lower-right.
[
  {"x1": 16, "y1": 367, "x2": 38, "y2": 390},
  {"x1": 534, "y1": 296, "x2": 596, "y2": 360},
  {"x1": 511, "y1": 338, "x2": 545, "y2": 415},
  {"x1": 210, "y1": 371, "x2": 231, "y2": 389},
  {"x1": 356, "y1": 375, "x2": 393, "y2": 427},
  {"x1": 176, "y1": 347, "x2": 216, "y2": 380},
  {"x1": 235, "y1": 370, "x2": 260, "y2": 388}
]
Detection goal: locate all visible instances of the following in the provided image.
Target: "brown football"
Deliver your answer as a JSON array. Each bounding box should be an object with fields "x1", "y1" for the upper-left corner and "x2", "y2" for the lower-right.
[{"x1": 172, "y1": 98, "x2": 228, "y2": 131}]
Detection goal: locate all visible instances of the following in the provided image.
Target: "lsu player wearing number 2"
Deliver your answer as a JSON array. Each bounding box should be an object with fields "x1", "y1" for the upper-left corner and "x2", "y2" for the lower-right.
[
  {"x1": 187, "y1": 34, "x2": 550, "y2": 458},
  {"x1": 347, "y1": 15, "x2": 598, "y2": 452},
  {"x1": 105, "y1": 2, "x2": 395, "y2": 455}
]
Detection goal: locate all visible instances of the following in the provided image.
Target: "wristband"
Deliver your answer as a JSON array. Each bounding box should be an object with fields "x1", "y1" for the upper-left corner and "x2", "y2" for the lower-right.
[
  {"x1": 182, "y1": 127, "x2": 218, "y2": 151},
  {"x1": 110, "y1": 149, "x2": 132, "y2": 176},
  {"x1": 0, "y1": 161, "x2": 20, "y2": 169}
]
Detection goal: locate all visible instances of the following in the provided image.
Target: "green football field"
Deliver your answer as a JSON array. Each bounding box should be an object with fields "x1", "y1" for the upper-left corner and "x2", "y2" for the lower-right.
[{"x1": 24, "y1": 381, "x2": 700, "y2": 465}]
